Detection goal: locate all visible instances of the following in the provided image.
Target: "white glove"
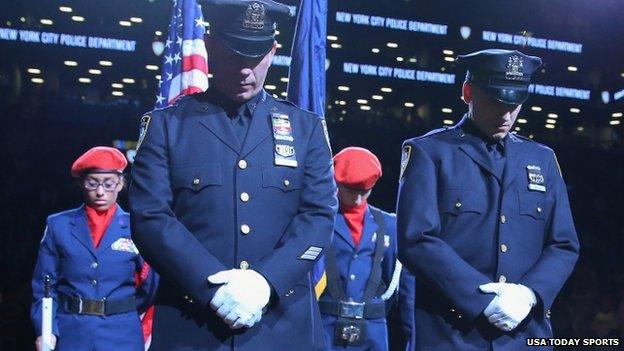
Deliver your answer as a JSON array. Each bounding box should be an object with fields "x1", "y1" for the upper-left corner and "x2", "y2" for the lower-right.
[
  {"x1": 479, "y1": 282, "x2": 537, "y2": 332},
  {"x1": 35, "y1": 334, "x2": 57, "y2": 351},
  {"x1": 208, "y1": 269, "x2": 271, "y2": 329}
]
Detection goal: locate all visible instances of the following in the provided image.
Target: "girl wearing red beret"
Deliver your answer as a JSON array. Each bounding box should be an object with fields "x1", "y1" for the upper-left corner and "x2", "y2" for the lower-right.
[{"x1": 30, "y1": 146, "x2": 157, "y2": 351}]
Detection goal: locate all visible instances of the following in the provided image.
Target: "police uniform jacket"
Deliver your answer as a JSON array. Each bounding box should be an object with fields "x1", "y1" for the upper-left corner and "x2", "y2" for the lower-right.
[
  {"x1": 30, "y1": 205, "x2": 157, "y2": 351},
  {"x1": 397, "y1": 115, "x2": 579, "y2": 351},
  {"x1": 129, "y1": 90, "x2": 337, "y2": 351}
]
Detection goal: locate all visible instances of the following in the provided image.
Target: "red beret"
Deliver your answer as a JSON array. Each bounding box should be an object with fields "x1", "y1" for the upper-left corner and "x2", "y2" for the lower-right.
[
  {"x1": 71, "y1": 146, "x2": 128, "y2": 178},
  {"x1": 333, "y1": 147, "x2": 382, "y2": 190}
]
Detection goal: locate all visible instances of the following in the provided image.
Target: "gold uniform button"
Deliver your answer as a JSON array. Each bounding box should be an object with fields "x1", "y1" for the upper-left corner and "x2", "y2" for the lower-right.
[
  {"x1": 241, "y1": 224, "x2": 250, "y2": 235},
  {"x1": 498, "y1": 275, "x2": 507, "y2": 283},
  {"x1": 240, "y1": 192, "x2": 250, "y2": 202},
  {"x1": 500, "y1": 244, "x2": 508, "y2": 253},
  {"x1": 238, "y1": 160, "x2": 248, "y2": 169},
  {"x1": 537, "y1": 207, "x2": 542, "y2": 213},
  {"x1": 239, "y1": 260, "x2": 249, "y2": 270},
  {"x1": 192, "y1": 178, "x2": 200, "y2": 186},
  {"x1": 283, "y1": 179, "x2": 290, "y2": 187},
  {"x1": 91, "y1": 262, "x2": 98, "y2": 269},
  {"x1": 500, "y1": 214, "x2": 507, "y2": 224},
  {"x1": 92, "y1": 279, "x2": 98, "y2": 286},
  {"x1": 455, "y1": 202, "x2": 462, "y2": 209}
]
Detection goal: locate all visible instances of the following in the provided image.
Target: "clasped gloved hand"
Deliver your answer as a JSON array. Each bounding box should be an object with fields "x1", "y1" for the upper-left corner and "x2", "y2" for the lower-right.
[
  {"x1": 479, "y1": 282, "x2": 537, "y2": 332},
  {"x1": 208, "y1": 269, "x2": 271, "y2": 329}
]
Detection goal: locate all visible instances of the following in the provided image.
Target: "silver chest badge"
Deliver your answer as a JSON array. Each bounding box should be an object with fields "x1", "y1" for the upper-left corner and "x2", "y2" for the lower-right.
[{"x1": 526, "y1": 165, "x2": 546, "y2": 192}]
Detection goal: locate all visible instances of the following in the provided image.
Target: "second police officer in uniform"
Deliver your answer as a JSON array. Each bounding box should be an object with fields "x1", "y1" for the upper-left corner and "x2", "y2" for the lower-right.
[
  {"x1": 318, "y1": 147, "x2": 414, "y2": 350},
  {"x1": 129, "y1": 0, "x2": 337, "y2": 350},
  {"x1": 396, "y1": 49, "x2": 580, "y2": 350}
]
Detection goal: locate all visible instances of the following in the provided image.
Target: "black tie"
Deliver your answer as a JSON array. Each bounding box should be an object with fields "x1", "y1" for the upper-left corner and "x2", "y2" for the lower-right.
[
  {"x1": 487, "y1": 141, "x2": 506, "y2": 179},
  {"x1": 231, "y1": 105, "x2": 250, "y2": 143},
  {"x1": 487, "y1": 141, "x2": 505, "y2": 160}
]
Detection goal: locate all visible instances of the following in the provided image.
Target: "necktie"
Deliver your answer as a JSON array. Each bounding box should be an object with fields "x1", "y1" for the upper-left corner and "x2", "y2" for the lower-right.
[
  {"x1": 487, "y1": 141, "x2": 506, "y2": 179},
  {"x1": 231, "y1": 105, "x2": 250, "y2": 143}
]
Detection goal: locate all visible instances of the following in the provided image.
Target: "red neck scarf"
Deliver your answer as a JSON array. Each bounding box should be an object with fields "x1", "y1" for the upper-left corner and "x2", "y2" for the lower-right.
[
  {"x1": 340, "y1": 201, "x2": 367, "y2": 248},
  {"x1": 85, "y1": 203, "x2": 117, "y2": 248}
]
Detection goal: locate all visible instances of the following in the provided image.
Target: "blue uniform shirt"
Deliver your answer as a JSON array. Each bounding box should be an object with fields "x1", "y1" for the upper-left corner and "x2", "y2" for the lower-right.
[
  {"x1": 30, "y1": 205, "x2": 157, "y2": 351},
  {"x1": 397, "y1": 115, "x2": 579, "y2": 351}
]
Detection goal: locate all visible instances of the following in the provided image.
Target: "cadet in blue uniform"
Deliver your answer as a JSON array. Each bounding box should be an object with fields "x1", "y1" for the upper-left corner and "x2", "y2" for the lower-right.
[
  {"x1": 128, "y1": 1, "x2": 337, "y2": 350},
  {"x1": 31, "y1": 146, "x2": 157, "y2": 351},
  {"x1": 396, "y1": 49, "x2": 580, "y2": 350},
  {"x1": 318, "y1": 147, "x2": 413, "y2": 350}
]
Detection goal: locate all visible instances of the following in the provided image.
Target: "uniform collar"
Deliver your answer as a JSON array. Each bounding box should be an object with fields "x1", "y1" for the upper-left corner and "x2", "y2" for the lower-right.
[
  {"x1": 460, "y1": 114, "x2": 508, "y2": 152},
  {"x1": 204, "y1": 88, "x2": 266, "y2": 117}
]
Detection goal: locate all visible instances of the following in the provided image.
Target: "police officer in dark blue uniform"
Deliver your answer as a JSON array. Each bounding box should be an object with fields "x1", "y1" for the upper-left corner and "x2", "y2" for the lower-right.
[
  {"x1": 31, "y1": 146, "x2": 157, "y2": 351},
  {"x1": 317, "y1": 147, "x2": 413, "y2": 351},
  {"x1": 396, "y1": 49, "x2": 580, "y2": 350},
  {"x1": 128, "y1": 0, "x2": 337, "y2": 350}
]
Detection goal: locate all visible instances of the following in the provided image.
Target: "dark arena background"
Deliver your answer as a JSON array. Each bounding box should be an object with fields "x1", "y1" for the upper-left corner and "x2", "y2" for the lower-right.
[{"x1": 1, "y1": 0, "x2": 623, "y2": 349}]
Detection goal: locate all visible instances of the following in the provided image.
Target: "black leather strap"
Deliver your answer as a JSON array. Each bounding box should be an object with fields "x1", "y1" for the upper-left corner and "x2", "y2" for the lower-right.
[
  {"x1": 60, "y1": 295, "x2": 136, "y2": 316},
  {"x1": 318, "y1": 300, "x2": 386, "y2": 319}
]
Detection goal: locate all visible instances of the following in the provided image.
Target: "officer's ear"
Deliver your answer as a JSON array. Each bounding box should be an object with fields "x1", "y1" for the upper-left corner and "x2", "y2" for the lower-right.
[{"x1": 462, "y1": 81, "x2": 473, "y2": 105}]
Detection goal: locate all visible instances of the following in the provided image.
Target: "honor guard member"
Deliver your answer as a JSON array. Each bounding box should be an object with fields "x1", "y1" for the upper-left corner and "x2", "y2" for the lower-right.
[
  {"x1": 129, "y1": 0, "x2": 337, "y2": 350},
  {"x1": 31, "y1": 147, "x2": 158, "y2": 351},
  {"x1": 318, "y1": 147, "x2": 414, "y2": 350},
  {"x1": 396, "y1": 49, "x2": 580, "y2": 350}
]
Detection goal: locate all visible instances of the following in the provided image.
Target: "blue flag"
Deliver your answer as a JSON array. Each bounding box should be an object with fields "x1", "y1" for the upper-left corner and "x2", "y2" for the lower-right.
[
  {"x1": 286, "y1": 0, "x2": 328, "y2": 298},
  {"x1": 286, "y1": 0, "x2": 327, "y2": 116}
]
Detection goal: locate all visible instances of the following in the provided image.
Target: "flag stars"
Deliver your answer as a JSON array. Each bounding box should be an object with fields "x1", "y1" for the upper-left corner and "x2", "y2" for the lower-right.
[
  {"x1": 166, "y1": 72, "x2": 173, "y2": 81},
  {"x1": 164, "y1": 55, "x2": 174, "y2": 65},
  {"x1": 156, "y1": 94, "x2": 165, "y2": 105},
  {"x1": 165, "y1": 39, "x2": 173, "y2": 48},
  {"x1": 176, "y1": 36, "x2": 183, "y2": 46},
  {"x1": 173, "y1": 53, "x2": 182, "y2": 63}
]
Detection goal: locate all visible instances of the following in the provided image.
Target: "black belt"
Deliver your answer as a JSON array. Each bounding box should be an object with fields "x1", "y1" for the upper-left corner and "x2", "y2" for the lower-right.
[
  {"x1": 60, "y1": 295, "x2": 136, "y2": 316},
  {"x1": 318, "y1": 300, "x2": 386, "y2": 319}
]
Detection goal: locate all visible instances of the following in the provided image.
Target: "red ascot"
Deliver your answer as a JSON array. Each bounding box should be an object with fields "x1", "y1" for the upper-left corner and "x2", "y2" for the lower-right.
[
  {"x1": 333, "y1": 147, "x2": 382, "y2": 248},
  {"x1": 333, "y1": 147, "x2": 382, "y2": 191},
  {"x1": 71, "y1": 146, "x2": 127, "y2": 178},
  {"x1": 86, "y1": 203, "x2": 117, "y2": 248}
]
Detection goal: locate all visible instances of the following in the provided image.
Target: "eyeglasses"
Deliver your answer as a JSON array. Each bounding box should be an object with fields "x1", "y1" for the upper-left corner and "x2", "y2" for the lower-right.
[{"x1": 82, "y1": 179, "x2": 120, "y2": 192}]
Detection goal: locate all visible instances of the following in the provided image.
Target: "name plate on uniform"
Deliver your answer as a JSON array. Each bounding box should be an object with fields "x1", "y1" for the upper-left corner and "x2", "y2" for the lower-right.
[{"x1": 526, "y1": 165, "x2": 546, "y2": 192}]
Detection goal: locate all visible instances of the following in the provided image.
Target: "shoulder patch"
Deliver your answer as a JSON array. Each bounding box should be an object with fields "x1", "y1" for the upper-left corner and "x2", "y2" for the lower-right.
[
  {"x1": 400, "y1": 145, "x2": 412, "y2": 180},
  {"x1": 137, "y1": 115, "x2": 151, "y2": 151}
]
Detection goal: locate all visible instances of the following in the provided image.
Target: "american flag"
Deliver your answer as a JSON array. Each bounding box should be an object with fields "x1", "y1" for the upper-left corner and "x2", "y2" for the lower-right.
[{"x1": 156, "y1": 0, "x2": 209, "y2": 108}]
